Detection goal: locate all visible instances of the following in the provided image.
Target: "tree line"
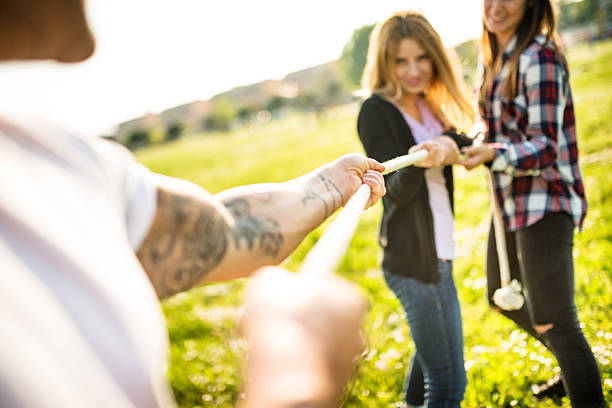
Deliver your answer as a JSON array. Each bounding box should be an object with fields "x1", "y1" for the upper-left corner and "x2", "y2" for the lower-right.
[{"x1": 119, "y1": 0, "x2": 610, "y2": 150}]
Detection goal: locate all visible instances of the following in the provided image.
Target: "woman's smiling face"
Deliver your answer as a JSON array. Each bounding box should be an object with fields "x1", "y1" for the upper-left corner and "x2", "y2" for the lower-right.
[
  {"x1": 483, "y1": 0, "x2": 529, "y2": 44},
  {"x1": 394, "y1": 38, "x2": 433, "y2": 97}
]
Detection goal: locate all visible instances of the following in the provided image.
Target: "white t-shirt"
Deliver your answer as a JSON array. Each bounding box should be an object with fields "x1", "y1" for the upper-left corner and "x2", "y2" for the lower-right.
[{"x1": 0, "y1": 116, "x2": 175, "y2": 407}]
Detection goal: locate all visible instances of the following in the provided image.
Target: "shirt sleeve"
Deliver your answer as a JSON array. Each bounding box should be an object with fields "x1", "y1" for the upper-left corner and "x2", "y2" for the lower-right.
[
  {"x1": 491, "y1": 47, "x2": 567, "y2": 175},
  {"x1": 90, "y1": 138, "x2": 158, "y2": 250},
  {"x1": 122, "y1": 159, "x2": 158, "y2": 250}
]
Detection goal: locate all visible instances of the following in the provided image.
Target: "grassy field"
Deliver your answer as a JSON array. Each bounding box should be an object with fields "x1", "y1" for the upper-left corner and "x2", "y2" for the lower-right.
[{"x1": 136, "y1": 40, "x2": 612, "y2": 407}]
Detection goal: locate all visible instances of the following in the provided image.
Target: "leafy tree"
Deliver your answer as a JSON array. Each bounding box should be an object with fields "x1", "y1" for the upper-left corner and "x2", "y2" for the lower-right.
[
  {"x1": 326, "y1": 80, "x2": 343, "y2": 100},
  {"x1": 558, "y1": 0, "x2": 602, "y2": 31},
  {"x1": 203, "y1": 99, "x2": 237, "y2": 132},
  {"x1": 126, "y1": 129, "x2": 150, "y2": 150},
  {"x1": 165, "y1": 123, "x2": 183, "y2": 142},
  {"x1": 340, "y1": 23, "x2": 376, "y2": 87},
  {"x1": 265, "y1": 96, "x2": 291, "y2": 112},
  {"x1": 454, "y1": 38, "x2": 480, "y2": 84},
  {"x1": 296, "y1": 92, "x2": 317, "y2": 111},
  {"x1": 237, "y1": 105, "x2": 255, "y2": 122}
]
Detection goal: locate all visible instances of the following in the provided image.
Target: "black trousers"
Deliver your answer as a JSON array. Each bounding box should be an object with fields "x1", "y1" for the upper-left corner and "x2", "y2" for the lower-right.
[{"x1": 486, "y1": 212, "x2": 605, "y2": 408}]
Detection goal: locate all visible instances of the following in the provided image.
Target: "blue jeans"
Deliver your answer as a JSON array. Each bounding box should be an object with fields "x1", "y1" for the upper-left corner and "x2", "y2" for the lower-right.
[{"x1": 384, "y1": 261, "x2": 466, "y2": 408}]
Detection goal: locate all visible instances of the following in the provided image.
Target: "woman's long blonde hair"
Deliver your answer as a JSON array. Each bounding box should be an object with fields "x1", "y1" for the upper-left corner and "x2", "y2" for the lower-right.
[{"x1": 362, "y1": 11, "x2": 475, "y2": 131}]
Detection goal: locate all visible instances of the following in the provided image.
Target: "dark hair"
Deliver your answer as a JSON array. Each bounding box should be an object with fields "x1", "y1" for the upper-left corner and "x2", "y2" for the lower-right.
[{"x1": 479, "y1": 0, "x2": 565, "y2": 108}]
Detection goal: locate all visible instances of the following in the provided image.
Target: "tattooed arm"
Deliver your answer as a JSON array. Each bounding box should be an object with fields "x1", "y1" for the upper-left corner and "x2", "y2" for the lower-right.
[{"x1": 137, "y1": 153, "x2": 385, "y2": 299}]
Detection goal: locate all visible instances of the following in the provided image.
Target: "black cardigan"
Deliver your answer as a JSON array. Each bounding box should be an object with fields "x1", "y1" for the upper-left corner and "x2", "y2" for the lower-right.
[{"x1": 357, "y1": 94, "x2": 472, "y2": 283}]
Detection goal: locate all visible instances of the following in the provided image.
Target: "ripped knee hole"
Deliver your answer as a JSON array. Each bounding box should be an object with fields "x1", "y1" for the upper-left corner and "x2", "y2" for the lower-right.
[{"x1": 534, "y1": 323, "x2": 554, "y2": 334}]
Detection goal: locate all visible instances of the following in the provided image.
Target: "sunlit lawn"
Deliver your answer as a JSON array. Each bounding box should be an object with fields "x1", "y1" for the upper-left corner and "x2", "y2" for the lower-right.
[{"x1": 136, "y1": 39, "x2": 612, "y2": 407}]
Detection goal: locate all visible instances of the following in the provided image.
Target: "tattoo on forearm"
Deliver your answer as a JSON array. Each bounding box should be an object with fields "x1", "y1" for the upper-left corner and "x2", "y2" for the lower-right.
[
  {"x1": 328, "y1": 179, "x2": 345, "y2": 208},
  {"x1": 137, "y1": 190, "x2": 228, "y2": 299},
  {"x1": 138, "y1": 175, "x2": 342, "y2": 298},
  {"x1": 302, "y1": 189, "x2": 329, "y2": 218},
  {"x1": 224, "y1": 198, "x2": 283, "y2": 257},
  {"x1": 301, "y1": 173, "x2": 345, "y2": 218}
]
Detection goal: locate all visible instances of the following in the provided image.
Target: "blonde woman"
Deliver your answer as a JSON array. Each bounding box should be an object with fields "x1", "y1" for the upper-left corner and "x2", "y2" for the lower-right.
[{"x1": 357, "y1": 11, "x2": 475, "y2": 408}]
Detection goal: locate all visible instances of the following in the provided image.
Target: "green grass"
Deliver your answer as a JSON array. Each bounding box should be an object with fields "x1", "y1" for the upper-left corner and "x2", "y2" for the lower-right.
[{"x1": 135, "y1": 40, "x2": 612, "y2": 407}]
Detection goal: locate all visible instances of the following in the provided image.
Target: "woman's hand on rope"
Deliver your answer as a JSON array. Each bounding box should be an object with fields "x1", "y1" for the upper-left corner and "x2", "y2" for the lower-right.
[
  {"x1": 409, "y1": 135, "x2": 460, "y2": 168},
  {"x1": 459, "y1": 143, "x2": 496, "y2": 170}
]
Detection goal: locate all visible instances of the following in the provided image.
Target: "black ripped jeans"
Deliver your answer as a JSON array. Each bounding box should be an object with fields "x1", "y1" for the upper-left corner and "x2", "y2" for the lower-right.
[{"x1": 486, "y1": 212, "x2": 605, "y2": 408}]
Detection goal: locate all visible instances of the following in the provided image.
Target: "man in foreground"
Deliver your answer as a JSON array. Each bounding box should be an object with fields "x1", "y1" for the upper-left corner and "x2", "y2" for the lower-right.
[{"x1": 0, "y1": 1, "x2": 386, "y2": 406}]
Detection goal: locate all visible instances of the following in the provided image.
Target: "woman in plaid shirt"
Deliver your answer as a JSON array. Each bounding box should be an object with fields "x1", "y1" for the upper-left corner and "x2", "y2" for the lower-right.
[{"x1": 460, "y1": 0, "x2": 605, "y2": 406}]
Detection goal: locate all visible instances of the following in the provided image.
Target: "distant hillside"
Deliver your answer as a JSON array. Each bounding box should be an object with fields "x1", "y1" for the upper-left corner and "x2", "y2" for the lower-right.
[
  {"x1": 112, "y1": 39, "x2": 483, "y2": 148},
  {"x1": 113, "y1": 61, "x2": 344, "y2": 145}
]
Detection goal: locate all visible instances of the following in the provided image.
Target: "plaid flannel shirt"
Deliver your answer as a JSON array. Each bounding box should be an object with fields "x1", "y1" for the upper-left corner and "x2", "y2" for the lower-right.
[{"x1": 483, "y1": 35, "x2": 587, "y2": 231}]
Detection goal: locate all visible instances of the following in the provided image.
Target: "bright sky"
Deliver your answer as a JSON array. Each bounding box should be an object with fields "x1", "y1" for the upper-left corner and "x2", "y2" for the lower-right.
[{"x1": 0, "y1": 0, "x2": 483, "y2": 135}]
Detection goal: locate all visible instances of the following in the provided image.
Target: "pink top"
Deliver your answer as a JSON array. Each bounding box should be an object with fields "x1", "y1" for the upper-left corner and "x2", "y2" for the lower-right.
[{"x1": 396, "y1": 99, "x2": 456, "y2": 261}]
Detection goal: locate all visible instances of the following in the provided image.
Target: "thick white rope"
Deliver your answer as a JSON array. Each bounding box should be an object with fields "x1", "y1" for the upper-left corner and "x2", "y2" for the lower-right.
[
  {"x1": 380, "y1": 149, "x2": 428, "y2": 175},
  {"x1": 488, "y1": 171, "x2": 524, "y2": 310},
  {"x1": 298, "y1": 150, "x2": 428, "y2": 276},
  {"x1": 487, "y1": 171, "x2": 512, "y2": 286}
]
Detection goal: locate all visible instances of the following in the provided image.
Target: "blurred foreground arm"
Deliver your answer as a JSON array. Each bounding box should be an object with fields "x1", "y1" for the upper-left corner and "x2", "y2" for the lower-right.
[
  {"x1": 239, "y1": 267, "x2": 367, "y2": 408},
  {"x1": 137, "y1": 153, "x2": 385, "y2": 298}
]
